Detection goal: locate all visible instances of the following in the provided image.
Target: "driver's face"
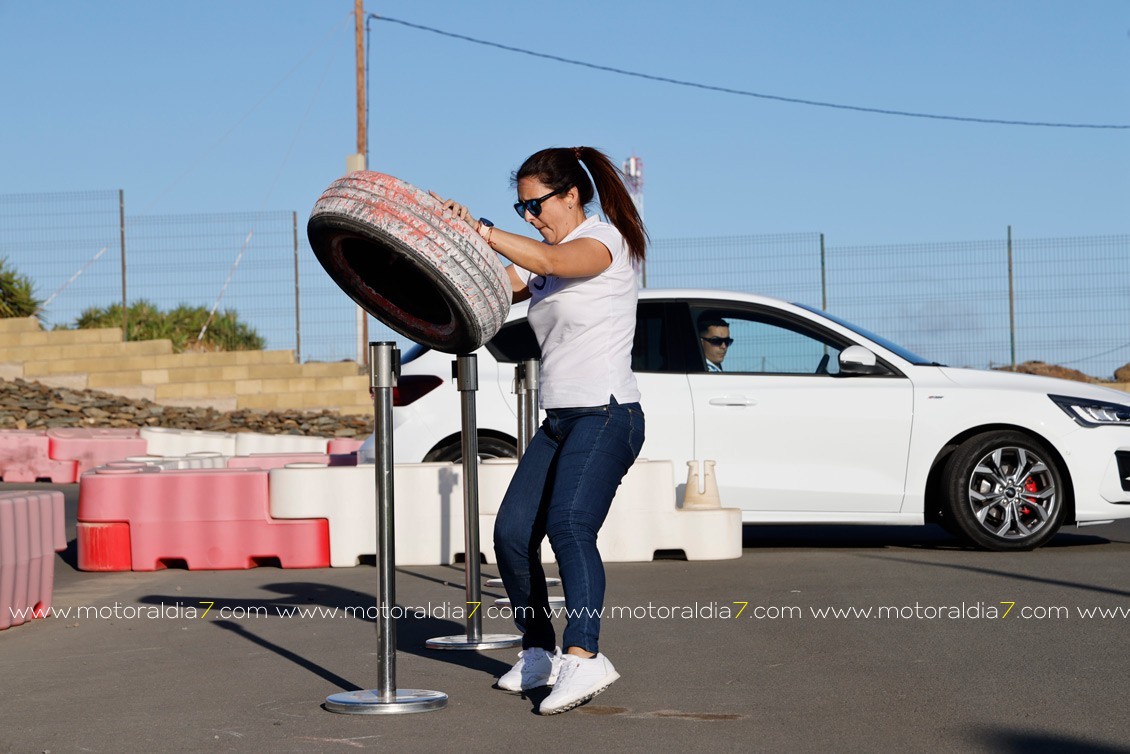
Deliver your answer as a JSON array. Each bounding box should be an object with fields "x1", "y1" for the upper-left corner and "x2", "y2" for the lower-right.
[{"x1": 701, "y1": 325, "x2": 731, "y2": 367}]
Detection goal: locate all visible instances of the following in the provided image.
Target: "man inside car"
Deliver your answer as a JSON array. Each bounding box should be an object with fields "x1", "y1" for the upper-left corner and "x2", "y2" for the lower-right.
[{"x1": 698, "y1": 313, "x2": 733, "y2": 372}]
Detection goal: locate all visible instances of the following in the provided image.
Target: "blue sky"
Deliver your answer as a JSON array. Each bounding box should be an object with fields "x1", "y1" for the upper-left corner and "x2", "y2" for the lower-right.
[
  {"x1": 2, "y1": 0, "x2": 1125, "y2": 243},
  {"x1": 1, "y1": 1, "x2": 1127, "y2": 371}
]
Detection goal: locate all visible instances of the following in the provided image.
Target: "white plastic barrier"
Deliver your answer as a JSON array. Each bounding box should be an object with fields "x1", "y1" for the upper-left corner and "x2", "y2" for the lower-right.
[
  {"x1": 268, "y1": 462, "x2": 466, "y2": 567},
  {"x1": 234, "y1": 432, "x2": 330, "y2": 455},
  {"x1": 140, "y1": 427, "x2": 237, "y2": 457},
  {"x1": 125, "y1": 452, "x2": 230, "y2": 470},
  {"x1": 477, "y1": 459, "x2": 741, "y2": 563},
  {"x1": 268, "y1": 459, "x2": 741, "y2": 566}
]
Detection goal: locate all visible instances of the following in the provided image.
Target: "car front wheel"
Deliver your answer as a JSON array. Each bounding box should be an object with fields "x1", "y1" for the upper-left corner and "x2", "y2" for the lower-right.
[
  {"x1": 941, "y1": 431, "x2": 1067, "y2": 551},
  {"x1": 423, "y1": 434, "x2": 518, "y2": 463}
]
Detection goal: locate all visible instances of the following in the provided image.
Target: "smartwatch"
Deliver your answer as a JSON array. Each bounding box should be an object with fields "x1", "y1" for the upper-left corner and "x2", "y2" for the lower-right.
[{"x1": 477, "y1": 217, "x2": 494, "y2": 241}]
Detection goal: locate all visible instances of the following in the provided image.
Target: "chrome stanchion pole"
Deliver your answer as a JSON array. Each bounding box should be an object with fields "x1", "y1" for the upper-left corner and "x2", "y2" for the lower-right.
[
  {"x1": 523, "y1": 358, "x2": 540, "y2": 445},
  {"x1": 427, "y1": 354, "x2": 521, "y2": 651},
  {"x1": 487, "y1": 358, "x2": 559, "y2": 594},
  {"x1": 326, "y1": 342, "x2": 447, "y2": 715},
  {"x1": 515, "y1": 363, "x2": 529, "y2": 459}
]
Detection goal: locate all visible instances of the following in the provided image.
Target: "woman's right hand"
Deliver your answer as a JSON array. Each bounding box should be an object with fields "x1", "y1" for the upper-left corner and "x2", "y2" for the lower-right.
[{"x1": 428, "y1": 190, "x2": 477, "y2": 228}]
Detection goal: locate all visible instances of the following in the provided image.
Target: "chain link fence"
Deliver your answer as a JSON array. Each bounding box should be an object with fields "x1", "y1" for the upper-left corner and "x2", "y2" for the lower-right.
[
  {"x1": 1, "y1": 190, "x2": 1127, "y2": 379},
  {"x1": 650, "y1": 232, "x2": 1130, "y2": 379},
  {"x1": 0, "y1": 190, "x2": 400, "y2": 363}
]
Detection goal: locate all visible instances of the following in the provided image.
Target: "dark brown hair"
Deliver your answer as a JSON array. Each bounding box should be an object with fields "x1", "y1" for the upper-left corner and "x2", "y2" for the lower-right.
[{"x1": 512, "y1": 146, "x2": 648, "y2": 263}]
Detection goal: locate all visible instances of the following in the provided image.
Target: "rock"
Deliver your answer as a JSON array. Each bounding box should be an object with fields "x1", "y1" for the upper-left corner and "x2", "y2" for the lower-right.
[
  {"x1": 0, "y1": 377, "x2": 373, "y2": 438},
  {"x1": 995, "y1": 361, "x2": 1099, "y2": 383}
]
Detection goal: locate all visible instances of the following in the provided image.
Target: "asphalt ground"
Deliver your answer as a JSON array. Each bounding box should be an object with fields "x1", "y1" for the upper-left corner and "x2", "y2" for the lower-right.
[{"x1": 3, "y1": 482, "x2": 1130, "y2": 753}]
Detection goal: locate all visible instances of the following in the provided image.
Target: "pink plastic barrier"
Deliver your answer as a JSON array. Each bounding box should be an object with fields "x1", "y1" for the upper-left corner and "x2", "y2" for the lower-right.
[
  {"x1": 77, "y1": 466, "x2": 329, "y2": 571},
  {"x1": 0, "y1": 490, "x2": 66, "y2": 630},
  {"x1": 327, "y1": 438, "x2": 364, "y2": 455},
  {"x1": 0, "y1": 430, "x2": 78, "y2": 483},
  {"x1": 48, "y1": 428, "x2": 148, "y2": 475}
]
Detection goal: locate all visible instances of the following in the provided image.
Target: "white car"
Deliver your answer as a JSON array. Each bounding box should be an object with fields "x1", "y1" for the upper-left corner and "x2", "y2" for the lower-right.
[{"x1": 384, "y1": 289, "x2": 1130, "y2": 551}]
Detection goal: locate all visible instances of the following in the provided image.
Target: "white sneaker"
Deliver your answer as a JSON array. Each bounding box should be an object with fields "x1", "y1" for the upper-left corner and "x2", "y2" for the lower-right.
[
  {"x1": 537, "y1": 653, "x2": 620, "y2": 714},
  {"x1": 496, "y1": 647, "x2": 562, "y2": 692}
]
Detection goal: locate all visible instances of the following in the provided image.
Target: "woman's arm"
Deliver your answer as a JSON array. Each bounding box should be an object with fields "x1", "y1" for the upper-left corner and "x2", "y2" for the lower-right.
[
  {"x1": 430, "y1": 192, "x2": 612, "y2": 279},
  {"x1": 489, "y1": 228, "x2": 611, "y2": 279}
]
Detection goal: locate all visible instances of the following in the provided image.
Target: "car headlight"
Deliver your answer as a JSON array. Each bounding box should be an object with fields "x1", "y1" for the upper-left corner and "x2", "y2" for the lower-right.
[{"x1": 1050, "y1": 394, "x2": 1130, "y2": 427}]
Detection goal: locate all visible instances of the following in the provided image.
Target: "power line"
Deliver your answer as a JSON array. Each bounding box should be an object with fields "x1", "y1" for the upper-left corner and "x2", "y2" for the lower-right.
[
  {"x1": 370, "y1": 14, "x2": 1130, "y2": 130},
  {"x1": 1058, "y1": 340, "x2": 1130, "y2": 366}
]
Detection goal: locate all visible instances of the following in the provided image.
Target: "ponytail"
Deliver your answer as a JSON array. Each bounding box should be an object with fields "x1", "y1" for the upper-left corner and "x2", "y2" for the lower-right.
[{"x1": 513, "y1": 146, "x2": 649, "y2": 264}]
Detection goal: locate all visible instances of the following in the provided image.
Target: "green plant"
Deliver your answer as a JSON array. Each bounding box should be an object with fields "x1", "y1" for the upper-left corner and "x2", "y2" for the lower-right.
[
  {"x1": 0, "y1": 257, "x2": 42, "y2": 319},
  {"x1": 72, "y1": 300, "x2": 265, "y2": 353}
]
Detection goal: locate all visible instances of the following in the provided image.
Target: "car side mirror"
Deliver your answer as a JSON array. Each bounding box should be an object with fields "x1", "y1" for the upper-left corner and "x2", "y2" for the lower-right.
[{"x1": 839, "y1": 345, "x2": 887, "y2": 376}]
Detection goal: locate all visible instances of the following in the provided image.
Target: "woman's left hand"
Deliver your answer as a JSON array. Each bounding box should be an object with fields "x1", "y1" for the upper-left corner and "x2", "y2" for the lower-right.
[{"x1": 428, "y1": 190, "x2": 476, "y2": 227}]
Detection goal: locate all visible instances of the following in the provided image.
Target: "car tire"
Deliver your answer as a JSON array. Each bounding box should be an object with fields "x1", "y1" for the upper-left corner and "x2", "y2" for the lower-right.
[
  {"x1": 307, "y1": 171, "x2": 511, "y2": 353},
  {"x1": 423, "y1": 434, "x2": 518, "y2": 463},
  {"x1": 940, "y1": 430, "x2": 1067, "y2": 551}
]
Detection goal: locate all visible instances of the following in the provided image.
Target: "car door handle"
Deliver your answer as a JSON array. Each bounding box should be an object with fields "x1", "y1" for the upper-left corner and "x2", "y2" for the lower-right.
[{"x1": 709, "y1": 396, "x2": 757, "y2": 406}]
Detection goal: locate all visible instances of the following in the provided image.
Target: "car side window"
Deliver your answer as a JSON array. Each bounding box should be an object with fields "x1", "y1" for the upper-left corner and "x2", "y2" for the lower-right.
[
  {"x1": 632, "y1": 302, "x2": 675, "y2": 373},
  {"x1": 690, "y1": 306, "x2": 845, "y2": 375}
]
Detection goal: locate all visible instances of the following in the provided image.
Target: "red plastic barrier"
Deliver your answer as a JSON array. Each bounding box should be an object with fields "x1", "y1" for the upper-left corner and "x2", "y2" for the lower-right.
[
  {"x1": 77, "y1": 467, "x2": 329, "y2": 571},
  {"x1": 0, "y1": 430, "x2": 78, "y2": 483},
  {"x1": 0, "y1": 491, "x2": 66, "y2": 630},
  {"x1": 48, "y1": 428, "x2": 148, "y2": 475},
  {"x1": 76, "y1": 522, "x2": 133, "y2": 572}
]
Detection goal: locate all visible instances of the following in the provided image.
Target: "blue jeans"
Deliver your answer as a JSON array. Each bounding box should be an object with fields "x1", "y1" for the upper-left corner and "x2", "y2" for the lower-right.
[{"x1": 494, "y1": 396, "x2": 645, "y2": 655}]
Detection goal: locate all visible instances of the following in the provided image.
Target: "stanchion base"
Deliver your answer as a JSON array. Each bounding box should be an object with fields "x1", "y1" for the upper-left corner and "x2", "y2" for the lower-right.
[
  {"x1": 485, "y1": 577, "x2": 560, "y2": 588},
  {"x1": 495, "y1": 597, "x2": 566, "y2": 608},
  {"x1": 325, "y1": 688, "x2": 448, "y2": 715},
  {"x1": 426, "y1": 633, "x2": 523, "y2": 651}
]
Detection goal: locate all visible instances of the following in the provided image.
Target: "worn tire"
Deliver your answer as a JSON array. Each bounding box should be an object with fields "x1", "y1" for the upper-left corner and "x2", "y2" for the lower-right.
[{"x1": 307, "y1": 171, "x2": 510, "y2": 353}]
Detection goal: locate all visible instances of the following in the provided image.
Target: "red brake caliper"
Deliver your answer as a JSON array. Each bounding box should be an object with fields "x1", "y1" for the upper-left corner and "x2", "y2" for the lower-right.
[{"x1": 1020, "y1": 477, "x2": 1038, "y2": 516}]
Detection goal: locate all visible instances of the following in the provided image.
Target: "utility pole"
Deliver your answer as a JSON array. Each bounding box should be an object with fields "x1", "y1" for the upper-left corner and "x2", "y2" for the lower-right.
[
  {"x1": 351, "y1": 0, "x2": 369, "y2": 363},
  {"x1": 354, "y1": 0, "x2": 367, "y2": 165}
]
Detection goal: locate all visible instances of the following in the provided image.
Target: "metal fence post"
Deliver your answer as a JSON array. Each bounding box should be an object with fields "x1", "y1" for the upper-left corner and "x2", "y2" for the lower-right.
[
  {"x1": 119, "y1": 189, "x2": 128, "y2": 341},
  {"x1": 1008, "y1": 225, "x2": 1016, "y2": 370},
  {"x1": 293, "y1": 211, "x2": 301, "y2": 362},
  {"x1": 820, "y1": 232, "x2": 827, "y2": 311}
]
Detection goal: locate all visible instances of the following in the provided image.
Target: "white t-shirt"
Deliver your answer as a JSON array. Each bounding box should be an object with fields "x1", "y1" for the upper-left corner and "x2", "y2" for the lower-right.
[{"x1": 512, "y1": 215, "x2": 640, "y2": 409}]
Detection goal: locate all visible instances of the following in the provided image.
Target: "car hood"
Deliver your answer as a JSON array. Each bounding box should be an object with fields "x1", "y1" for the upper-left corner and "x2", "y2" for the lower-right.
[{"x1": 937, "y1": 367, "x2": 1130, "y2": 403}]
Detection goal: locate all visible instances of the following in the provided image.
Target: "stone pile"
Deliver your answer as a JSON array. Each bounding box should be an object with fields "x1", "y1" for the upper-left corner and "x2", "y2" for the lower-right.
[{"x1": 0, "y1": 378, "x2": 372, "y2": 438}]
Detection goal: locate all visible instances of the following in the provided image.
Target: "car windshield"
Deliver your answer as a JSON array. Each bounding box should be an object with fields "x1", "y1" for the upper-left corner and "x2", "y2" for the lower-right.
[{"x1": 794, "y1": 303, "x2": 942, "y2": 366}]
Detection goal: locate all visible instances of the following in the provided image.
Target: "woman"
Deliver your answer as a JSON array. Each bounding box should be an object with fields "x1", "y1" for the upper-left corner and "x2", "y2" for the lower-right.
[{"x1": 433, "y1": 146, "x2": 646, "y2": 715}]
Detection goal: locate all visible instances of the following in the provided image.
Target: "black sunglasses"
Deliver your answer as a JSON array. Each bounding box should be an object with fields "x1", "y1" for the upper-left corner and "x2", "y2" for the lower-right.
[
  {"x1": 514, "y1": 187, "x2": 566, "y2": 219},
  {"x1": 701, "y1": 336, "x2": 734, "y2": 347}
]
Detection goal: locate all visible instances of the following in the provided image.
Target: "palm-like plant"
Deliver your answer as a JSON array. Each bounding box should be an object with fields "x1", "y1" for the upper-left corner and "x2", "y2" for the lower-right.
[
  {"x1": 72, "y1": 300, "x2": 265, "y2": 353},
  {"x1": 0, "y1": 257, "x2": 42, "y2": 319}
]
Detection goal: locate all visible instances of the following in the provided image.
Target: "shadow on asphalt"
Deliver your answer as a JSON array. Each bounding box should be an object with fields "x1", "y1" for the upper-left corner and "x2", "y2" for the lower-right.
[
  {"x1": 137, "y1": 580, "x2": 514, "y2": 686},
  {"x1": 740, "y1": 523, "x2": 1112, "y2": 550},
  {"x1": 973, "y1": 727, "x2": 1130, "y2": 753},
  {"x1": 212, "y1": 619, "x2": 364, "y2": 692}
]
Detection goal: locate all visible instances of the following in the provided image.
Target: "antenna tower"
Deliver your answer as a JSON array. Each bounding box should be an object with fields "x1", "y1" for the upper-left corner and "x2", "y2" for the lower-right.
[{"x1": 622, "y1": 153, "x2": 646, "y2": 286}]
